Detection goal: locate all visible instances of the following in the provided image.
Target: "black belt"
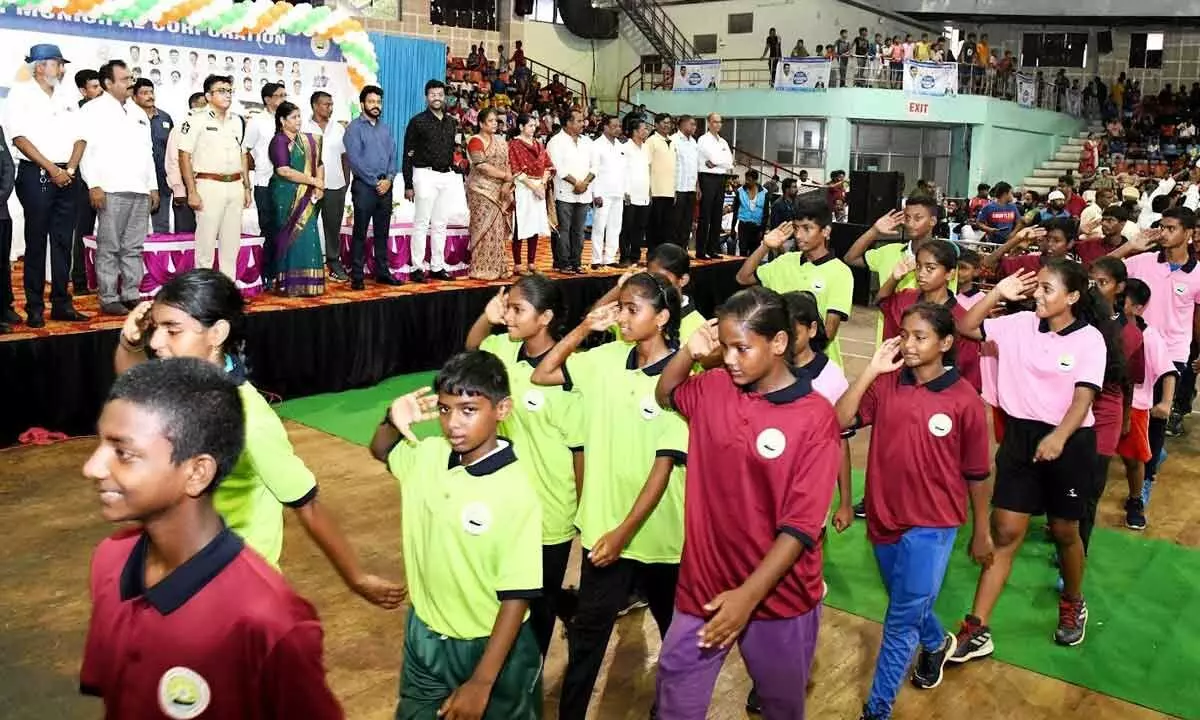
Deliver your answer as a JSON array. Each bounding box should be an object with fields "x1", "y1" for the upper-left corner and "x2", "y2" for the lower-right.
[
  {"x1": 21, "y1": 160, "x2": 68, "y2": 168},
  {"x1": 417, "y1": 166, "x2": 452, "y2": 173}
]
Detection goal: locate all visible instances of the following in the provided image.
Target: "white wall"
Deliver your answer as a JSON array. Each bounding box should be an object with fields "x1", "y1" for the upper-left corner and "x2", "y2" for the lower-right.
[{"x1": 518, "y1": 18, "x2": 651, "y2": 103}]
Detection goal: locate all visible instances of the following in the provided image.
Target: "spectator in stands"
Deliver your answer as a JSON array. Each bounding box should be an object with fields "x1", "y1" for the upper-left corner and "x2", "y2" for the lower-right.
[
  {"x1": 672, "y1": 114, "x2": 699, "y2": 248},
  {"x1": 835, "y1": 29, "x2": 850, "y2": 87},
  {"x1": 732, "y1": 169, "x2": 765, "y2": 256},
  {"x1": 510, "y1": 40, "x2": 526, "y2": 71},
  {"x1": 959, "y1": 32, "x2": 978, "y2": 92},
  {"x1": 546, "y1": 108, "x2": 592, "y2": 273},
  {"x1": 791, "y1": 38, "x2": 808, "y2": 57},
  {"x1": 913, "y1": 33, "x2": 931, "y2": 61},
  {"x1": 968, "y1": 183, "x2": 990, "y2": 220},
  {"x1": 1058, "y1": 174, "x2": 1087, "y2": 217},
  {"x1": 852, "y1": 28, "x2": 870, "y2": 86},
  {"x1": 888, "y1": 36, "x2": 904, "y2": 88},
  {"x1": 764, "y1": 27, "x2": 782, "y2": 80},
  {"x1": 646, "y1": 113, "x2": 676, "y2": 255},
  {"x1": 769, "y1": 178, "x2": 800, "y2": 227},
  {"x1": 825, "y1": 170, "x2": 847, "y2": 213},
  {"x1": 1039, "y1": 190, "x2": 1073, "y2": 221},
  {"x1": 975, "y1": 181, "x2": 1020, "y2": 243}
]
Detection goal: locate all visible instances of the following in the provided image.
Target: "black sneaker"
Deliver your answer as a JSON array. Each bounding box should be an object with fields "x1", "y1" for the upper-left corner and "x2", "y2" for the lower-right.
[
  {"x1": 430, "y1": 270, "x2": 453, "y2": 281},
  {"x1": 745, "y1": 687, "x2": 761, "y2": 714},
  {"x1": 853, "y1": 500, "x2": 867, "y2": 519},
  {"x1": 947, "y1": 614, "x2": 993, "y2": 663},
  {"x1": 1124, "y1": 496, "x2": 1147, "y2": 531},
  {"x1": 409, "y1": 270, "x2": 427, "y2": 284},
  {"x1": 1054, "y1": 596, "x2": 1088, "y2": 646},
  {"x1": 1165, "y1": 411, "x2": 1185, "y2": 437},
  {"x1": 911, "y1": 631, "x2": 957, "y2": 689},
  {"x1": 616, "y1": 594, "x2": 649, "y2": 617}
]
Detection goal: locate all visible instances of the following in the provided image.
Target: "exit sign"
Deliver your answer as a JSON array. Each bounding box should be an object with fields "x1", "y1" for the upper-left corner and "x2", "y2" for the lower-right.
[{"x1": 907, "y1": 101, "x2": 930, "y2": 116}]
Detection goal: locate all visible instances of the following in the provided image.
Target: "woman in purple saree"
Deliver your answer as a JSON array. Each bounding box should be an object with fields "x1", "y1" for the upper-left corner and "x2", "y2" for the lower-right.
[{"x1": 268, "y1": 101, "x2": 326, "y2": 296}]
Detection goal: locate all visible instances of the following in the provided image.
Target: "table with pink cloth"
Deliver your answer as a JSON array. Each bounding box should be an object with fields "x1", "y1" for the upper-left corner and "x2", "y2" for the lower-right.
[
  {"x1": 338, "y1": 222, "x2": 471, "y2": 281},
  {"x1": 84, "y1": 234, "x2": 264, "y2": 299}
]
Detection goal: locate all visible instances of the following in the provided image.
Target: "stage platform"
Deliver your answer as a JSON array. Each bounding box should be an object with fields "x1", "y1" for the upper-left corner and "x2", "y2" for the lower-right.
[{"x1": 0, "y1": 240, "x2": 742, "y2": 446}]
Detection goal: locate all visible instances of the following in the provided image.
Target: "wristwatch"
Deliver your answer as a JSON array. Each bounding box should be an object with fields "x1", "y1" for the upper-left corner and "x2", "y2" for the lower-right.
[{"x1": 66, "y1": 167, "x2": 76, "y2": 177}]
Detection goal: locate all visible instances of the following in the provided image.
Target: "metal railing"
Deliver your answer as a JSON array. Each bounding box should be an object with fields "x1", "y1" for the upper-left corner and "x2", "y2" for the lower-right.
[
  {"x1": 622, "y1": 57, "x2": 1092, "y2": 117},
  {"x1": 614, "y1": 0, "x2": 697, "y2": 66}
]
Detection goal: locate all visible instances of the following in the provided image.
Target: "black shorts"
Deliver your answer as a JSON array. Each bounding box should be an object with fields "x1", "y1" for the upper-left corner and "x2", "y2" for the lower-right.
[{"x1": 993, "y1": 417, "x2": 1096, "y2": 521}]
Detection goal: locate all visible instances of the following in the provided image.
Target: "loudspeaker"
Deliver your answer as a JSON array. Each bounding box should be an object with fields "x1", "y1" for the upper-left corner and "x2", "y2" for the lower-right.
[
  {"x1": 848, "y1": 171, "x2": 903, "y2": 225},
  {"x1": 1098, "y1": 31, "x2": 1113, "y2": 55},
  {"x1": 557, "y1": 0, "x2": 618, "y2": 40},
  {"x1": 514, "y1": 0, "x2": 534, "y2": 15}
]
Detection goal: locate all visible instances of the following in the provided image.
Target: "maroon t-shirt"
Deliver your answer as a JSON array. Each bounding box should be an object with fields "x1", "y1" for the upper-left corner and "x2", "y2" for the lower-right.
[
  {"x1": 1075, "y1": 237, "x2": 1123, "y2": 267},
  {"x1": 80, "y1": 528, "x2": 343, "y2": 720},
  {"x1": 999, "y1": 252, "x2": 1048, "y2": 277},
  {"x1": 1066, "y1": 193, "x2": 1087, "y2": 218},
  {"x1": 671, "y1": 369, "x2": 842, "y2": 619},
  {"x1": 1092, "y1": 316, "x2": 1146, "y2": 455},
  {"x1": 879, "y1": 289, "x2": 982, "y2": 393},
  {"x1": 858, "y1": 368, "x2": 990, "y2": 544}
]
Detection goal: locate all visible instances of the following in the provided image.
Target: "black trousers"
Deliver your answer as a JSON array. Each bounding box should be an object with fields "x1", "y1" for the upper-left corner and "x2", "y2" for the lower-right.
[
  {"x1": 554, "y1": 200, "x2": 587, "y2": 269},
  {"x1": 559, "y1": 554, "x2": 678, "y2": 720},
  {"x1": 16, "y1": 161, "x2": 77, "y2": 314},
  {"x1": 72, "y1": 178, "x2": 95, "y2": 290},
  {"x1": 151, "y1": 187, "x2": 172, "y2": 234},
  {"x1": 1080, "y1": 454, "x2": 1111, "y2": 554},
  {"x1": 172, "y1": 199, "x2": 197, "y2": 234},
  {"x1": 0, "y1": 218, "x2": 12, "y2": 312},
  {"x1": 1173, "y1": 352, "x2": 1197, "y2": 414},
  {"x1": 737, "y1": 221, "x2": 763, "y2": 256},
  {"x1": 647, "y1": 196, "x2": 674, "y2": 255},
  {"x1": 696, "y1": 174, "x2": 726, "y2": 257},
  {"x1": 254, "y1": 185, "x2": 277, "y2": 281},
  {"x1": 349, "y1": 178, "x2": 393, "y2": 281},
  {"x1": 672, "y1": 191, "x2": 696, "y2": 249},
  {"x1": 620, "y1": 203, "x2": 650, "y2": 264},
  {"x1": 530, "y1": 540, "x2": 573, "y2": 658}
]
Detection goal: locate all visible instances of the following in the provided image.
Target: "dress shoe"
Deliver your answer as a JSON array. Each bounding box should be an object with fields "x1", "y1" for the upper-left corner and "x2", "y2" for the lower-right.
[
  {"x1": 0, "y1": 322, "x2": 10, "y2": 334},
  {"x1": 26, "y1": 312, "x2": 45, "y2": 328},
  {"x1": 430, "y1": 270, "x2": 452, "y2": 281},
  {"x1": 122, "y1": 299, "x2": 142, "y2": 310},
  {"x1": 591, "y1": 263, "x2": 602, "y2": 271},
  {"x1": 1, "y1": 307, "x2": 19, "y2": 325},
  {"x1": 327, "y1": 262, "x2": 349, "y2": 282},
  {"x1": 72, "y1": 284, "x2": 95, "y2": 297},
  {"x1": 99, "y1": 302, "x2": 129, "y2": 316},
  {"x1": 350, "y1": 278, "x2": 365, "y2": 290},
  {"x1": 51, "y1": 307, "x2": 90, "y2": 322},
  {"x1": 375, "y1": 275, "x2": 402, "y2": 286},
  {"x1": 409, "y1": 270, "x2": 427, "y2": 283}
]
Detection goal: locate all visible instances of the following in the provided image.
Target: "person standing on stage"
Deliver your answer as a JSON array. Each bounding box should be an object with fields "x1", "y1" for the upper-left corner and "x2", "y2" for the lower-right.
[
  {"x1": 671, "y1": 114, "x2": 699, "y2": 250},
  {"x1": 71, "y1": 68, "x2": 103, "y2": 297},
  {"x1": 589, "y1": 115, "x2": 627, "y2": 269},
  {"x1": 345, "y1": 84, "x2": 399, "y2": 289},
  {"x1": 5, "y1": 44, "x2": 88, "y2": 327},
  {"x1": 545, "y1": 108, "x2": 593, "y2": 273},
  {"x1": 81, "y1": 60, "x2": 158, "y2": 317},
  {"x1": 177, "y1": 74, "x2": 251, "y2": 282},
  {"x1": 696, "y1": 113, "x2": 733, "y2": 260},
  {"x1": 402, "y1": 79, "x2": 457, "y2": 283},
  {"x1": 243, "y1": 82, "x2": 287, "y2": 289},
  {"x1": 165, "y1": 92, "x2": 207, "y2": 234},
  {"x1": 130, "y1": 78, "x2": 174, "y2": 235},
  {"x1": 0, "y1": 127, "x2": 15, "y2": 334},
  {"x1": 645, "y1": 113, "x2": 676, "y2": 254},
  {"x1": 303, "y1": 91, "x2": 350, "y2": 282}
]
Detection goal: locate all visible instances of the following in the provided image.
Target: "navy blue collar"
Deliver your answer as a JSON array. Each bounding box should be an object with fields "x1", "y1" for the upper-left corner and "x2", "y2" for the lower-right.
[
  {"x1": 625, "y1": 344, "x2": 678, "y2": 376},
  {"x1": 961, "y1": 285, "x2": 982, "y2": 297},
  {"x1": 517, "y1": 343, "x2": 551, "y2": 368},
  {"x1": 795, "y1": 351, "x2": 829, "y2": 379},
  {"x1": 800, "y1": 250, "x2": 834, "y2": 265},
  {"x1": 744, "y1": 369, "x2": 816, "y2": 404},
  {"x1": 447, "y1": 438, "x2": 518, "y2": 476},
  {"x1": 1037, "y1": 317, "x2": 1088, "y2": 335},
  {"x1": 899, "y1": 366, "x2": 959, "y2": 392},
  {"x1": 119, "y1": 527, "x2": 243, "y2": 614},
  {"x1": 1155, "y1": 249, "x2": 1198, "y2": 273}
]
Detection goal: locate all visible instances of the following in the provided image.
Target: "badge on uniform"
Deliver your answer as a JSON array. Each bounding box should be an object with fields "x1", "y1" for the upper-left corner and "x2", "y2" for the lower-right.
[
  {"x1": 180, "y1": 121, "x2": 190, "y2": 134},
  {"x1": 162, "y1": 120, "x2": 170, "y2": 129}
]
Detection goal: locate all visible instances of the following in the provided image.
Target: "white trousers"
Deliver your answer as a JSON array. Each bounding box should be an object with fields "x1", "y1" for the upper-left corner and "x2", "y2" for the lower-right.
[
  {"x1": 591, "y1": 197, "x2": 624, "y2": 265},
  {"x1": 411, "y1": 167, "x2": 457, "y2": 272}
]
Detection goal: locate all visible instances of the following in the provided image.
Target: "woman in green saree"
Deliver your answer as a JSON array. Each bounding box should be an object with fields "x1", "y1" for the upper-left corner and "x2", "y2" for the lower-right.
[{"x1": 268, "y1": 101, "x2": 326, "y2": 296}]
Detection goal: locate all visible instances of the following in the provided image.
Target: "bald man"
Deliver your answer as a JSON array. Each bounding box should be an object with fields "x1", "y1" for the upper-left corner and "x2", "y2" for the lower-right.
[{"x1": 695, "y1": 113, "x2": 733, "y2": 258}]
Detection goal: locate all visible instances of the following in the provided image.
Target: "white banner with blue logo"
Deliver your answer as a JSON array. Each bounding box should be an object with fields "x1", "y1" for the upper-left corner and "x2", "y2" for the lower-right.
[
  {"x1": 902, "y1": 60, "x2": 957, "y2": 97},
  {"x1": 773, "y1": 57, "x2": 831, "y2": 92},
  {"x1": 672, "y1": 59, "x2": 720, "y2": 92},
  {"x1": 1017, "y1": 73, "x2": 1037, "y2": 108}
]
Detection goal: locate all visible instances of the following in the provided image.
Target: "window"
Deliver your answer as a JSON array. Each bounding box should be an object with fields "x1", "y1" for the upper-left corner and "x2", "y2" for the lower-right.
[
  {"x1": 710, "y1": 117, "x2": 826, "y2": 173},
  {"x1": 1129, "y1": 32, "x2": 1165, "y2": 69},
  {"x1": 1019, "y1": 32, "x2": 1087, "y2": 68},
  {"x1": 727, "y1": 13, "x2": 753, "y2": 35},
  {"x1": 851, "y1": 123, "x2": 953, "y2": 194},
  {"x1": 431, "y1": 0, "x2": 497, "y2": 31},
  {"x1": 694, "y1": 34, "x2": 718, "y2": 54},
  {"x1": 527, "y1": 0, "x2": 562, "y2": 24}
]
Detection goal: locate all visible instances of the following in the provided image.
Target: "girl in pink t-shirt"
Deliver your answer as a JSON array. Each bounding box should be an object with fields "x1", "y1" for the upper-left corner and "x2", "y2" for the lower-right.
[{"x1": 950, "y1": 258, "x2": 1120, "y2": 660}]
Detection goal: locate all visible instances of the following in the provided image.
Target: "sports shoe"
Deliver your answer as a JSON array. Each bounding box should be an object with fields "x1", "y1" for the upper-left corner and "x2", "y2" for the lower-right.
[
  {"x1": 1142, "y1": 477, "x2": 1155, "y2": 507},
  {"x1": 1125, "y1": 496, "x2": 1147, "y2": 531},
  {"x1": 1054, "y1": 595, "x2": 1088, "y2": 646},
  {"x1": 858, "y1": 705, "x2": 886, "y2": 720},
  {"x1": 911, "y1": 631, "x2": 957, "y2": 689},
  {"x1": 1165, "y1": 411, "x2": 1185, "y2": 437},
  {"x1": 947, "y1": 614, "x2": 993, "y2": 663},
  {"x1": 853, "y1": 500, "x2": 867, "y2": 518},
  {"x1": 617, "y1": 594, "x2": 649, "y2": 617}
]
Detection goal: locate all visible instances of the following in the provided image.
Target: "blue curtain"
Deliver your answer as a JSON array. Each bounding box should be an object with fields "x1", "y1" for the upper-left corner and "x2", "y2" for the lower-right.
[{"x1": 368, "y1": 33, "x2": 446, "y2": 179}]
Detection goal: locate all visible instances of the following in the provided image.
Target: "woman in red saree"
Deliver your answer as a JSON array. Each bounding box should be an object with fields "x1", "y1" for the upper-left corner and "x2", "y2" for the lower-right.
[
  {"x1": 466, "y1": 108, "x2": 514, "y2": 280},
  {"x1": 508, "y1": 113, "x2": 554, "y2": 275},
  {"x1": 1079, "y1": 132, "x2": 1099, "y2": 176}
]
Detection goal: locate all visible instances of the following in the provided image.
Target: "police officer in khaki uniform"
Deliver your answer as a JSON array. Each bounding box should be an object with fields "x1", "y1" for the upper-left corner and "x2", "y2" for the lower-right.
[{"x1": 177, "y1": 74, "x2": 250, "y2": 281}]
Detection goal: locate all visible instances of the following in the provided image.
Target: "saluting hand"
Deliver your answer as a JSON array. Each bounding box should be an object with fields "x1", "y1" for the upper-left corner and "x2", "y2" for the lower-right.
[
  {"x1": 873, "y1": 210, "x2": 905, "y2": 235},
  {"x1": 388, "y1": 387, "x2": 439, "y2": 443},
  {"x1": 762, "y1": 221, "x2": 792, "y2": 250},
  {"x1": 686, "y1": 318, "x2": 720, "y2": 361},
  {"x1": 892, "y1": 254, "x2": 917, "y2": 281},
  {"x1": 994, "y1": 270, "x2": 1037, "y2": 301},
  {"x1": 585, "y1": 302, "x2": 620, "y2": 332},
  {"x1": 866, "y1": 337, "x2": 904, "y2": 377},
  {"x1": 120, "y1": 301, "x2": 154, "y2": 348},
  {"x1": 484, "y1": 288, "x2": 508, "y2": 325}
]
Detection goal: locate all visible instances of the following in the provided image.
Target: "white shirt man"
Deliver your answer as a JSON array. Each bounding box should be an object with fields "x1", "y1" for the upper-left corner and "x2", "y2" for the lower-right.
[
  {"x1": 695, "y1": 115, "x2": 733, "y2": 258},
  {"x1": 546, "y1": 129, "x2": 593, "y2": 204},
  {"x1": 302, "y1": 111, "x2": 349, "y2": 278},
  {"x1": 242, "y1": 83, "x2": 284, "y2": 282},
  {"x1": 697, "y1": 131, "x2": 733, "y2": 177},
  {"x1": 626, "y1": 137, "x2": 651, "y2": 207},
  {"x1": 79, "y1": 64, "x2": 157, "y2": 315},
  {"x1": 669, "y1": 117, "x2": 700, "y2": 247},
  {"x1": 589, "y1": 122, "x2": 627, "y2": 267}
]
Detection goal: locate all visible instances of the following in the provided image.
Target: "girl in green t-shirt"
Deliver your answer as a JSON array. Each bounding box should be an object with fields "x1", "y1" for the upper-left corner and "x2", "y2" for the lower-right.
[{"x1": 113, "y1": 268, "x2": 403, "y2": 609}]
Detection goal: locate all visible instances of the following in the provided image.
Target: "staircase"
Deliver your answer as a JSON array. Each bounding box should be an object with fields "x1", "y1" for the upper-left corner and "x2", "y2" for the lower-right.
[
  {"x1": 1022, "y1": 125, "x2": 1104, "y2": 197},
  {"x1": 614, "y1": 0, "x2": 698, "y2": 65}
]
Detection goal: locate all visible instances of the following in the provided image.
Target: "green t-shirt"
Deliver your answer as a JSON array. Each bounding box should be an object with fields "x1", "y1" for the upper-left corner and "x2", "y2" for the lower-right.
[
  {"x1": 756, "y1": 252, "x2": 855, "y2": 367},
  {"x1": 564, "y1": 341, "x2": 688, "y2": 564},
  {"x1": 214, "y1": 382, "x2": 318, "y2": 567},
  {"x1": 388, "y1": 437, "x2": 543, "y2": 640},
  {"x1": 864, "y1": 240, "x2": 958, "y2": 343},
  {"x1": 480, "y1": 334, "x2": 584, "y2": 545}
]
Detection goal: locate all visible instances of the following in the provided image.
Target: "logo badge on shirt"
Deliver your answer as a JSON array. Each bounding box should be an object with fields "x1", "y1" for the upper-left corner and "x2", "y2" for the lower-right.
[
  {"x1": 928, "y1": 413, "x2": 953, "y2": 437},
  {"x1": 523, "y1": 389, "x2": 546, "y2": 412},
  {"x1": 158, "y1": 666, "x2": 211, "y2": 719},
  {"x1": 755, "y1": 428, "x2": 787, "y2": 459},
  {"x1": 1057, "y1": 354, "x2": 1076, "y2": 372},
  {"x1": 1175, "y1": 283, "x2": 1188, "y2": 296},
  {"x1": 460, "y1": 502, "x2": 493, "y2": 535},
  {"x1": 810, "y1": 278, "x2": 826, "y2": 292},
  {"x1": 639, "y1": 395, "x2": 661, "y2": 420}
]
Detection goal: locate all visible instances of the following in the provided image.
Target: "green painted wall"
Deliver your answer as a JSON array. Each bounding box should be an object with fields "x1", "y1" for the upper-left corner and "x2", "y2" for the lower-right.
[{"x1": 635, "y1": 87, "x2": 1084, "y2": 194}]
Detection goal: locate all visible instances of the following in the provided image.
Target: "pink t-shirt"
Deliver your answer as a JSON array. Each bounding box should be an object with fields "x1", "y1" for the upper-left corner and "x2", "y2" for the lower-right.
[
  {"x1": 982, "y1": 311, "x2": 1106, "y2": 426},
  {"x1": 978, "y1": 339, "x2": 999, "y2": 407},
  {"x1": 956, "y1": 287, "x2": 986, "y2": 312},
  {"x1": 797, "y1": 353, "x2": 849, "y2": 404},
  {"x1": 1133, "y1": 324, "x2": 1179, "y2": 410},
  {"x1": 1124, "y1": 252, "x2": 1200, "y2": 362}
]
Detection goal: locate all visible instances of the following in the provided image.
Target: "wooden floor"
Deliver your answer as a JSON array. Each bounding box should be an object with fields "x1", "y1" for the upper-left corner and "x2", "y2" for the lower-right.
[{"x1": 1, "y1": 310, "x2": 1196, "y2": 719}]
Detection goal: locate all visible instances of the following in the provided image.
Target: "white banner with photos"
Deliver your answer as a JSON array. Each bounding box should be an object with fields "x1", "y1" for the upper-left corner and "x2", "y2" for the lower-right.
[
  {"x1": 773, "y1": 58, "x2": 831, "y2": 92},
  {"x1": 672, "y1": 59, "x2": 720, "y2": 92},
  {"x1": 1017, "y1": 73, "x2": 1037, "y2": 108},
  {"x1": 902, "y1": 60, "x2": 957, "y2": 98}
]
